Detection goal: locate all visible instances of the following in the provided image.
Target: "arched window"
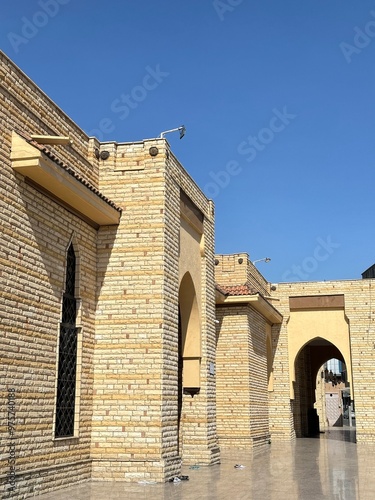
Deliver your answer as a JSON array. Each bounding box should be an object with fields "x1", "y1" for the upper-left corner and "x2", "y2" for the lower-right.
[{"x1": 55, "y1": 244, "x2": 78, "y2": 438}]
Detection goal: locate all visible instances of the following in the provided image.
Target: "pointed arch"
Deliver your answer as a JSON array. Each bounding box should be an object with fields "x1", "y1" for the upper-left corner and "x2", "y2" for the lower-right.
[
  {"x1": 54, "y1": 236, "x2": 82, "y2": 438},
  {"x1": 288, "y1": 307, "x2": 352, "y2": 399},
  {"x1": 293, "y1": 336, "x2": 350, "y2": 437},
  {"x1": 266, "y1": 327, "x2": 274, "y2": 392},
  {"x1": 179, "y1": 272, "x2": 201, "y2": 389},
  {"x1": 295, "y1": 337, "x2": 346, "y2": 385}
]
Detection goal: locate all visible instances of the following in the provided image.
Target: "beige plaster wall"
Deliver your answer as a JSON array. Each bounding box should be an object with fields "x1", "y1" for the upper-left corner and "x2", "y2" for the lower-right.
[{"x1": 288, "y1": 309, "x2": 352, "y2": 398}]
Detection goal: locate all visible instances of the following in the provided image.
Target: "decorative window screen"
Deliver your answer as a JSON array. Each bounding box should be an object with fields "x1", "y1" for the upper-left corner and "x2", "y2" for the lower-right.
[{"x1": 55, "y1": 244, "x2": 78, "y2": 438}]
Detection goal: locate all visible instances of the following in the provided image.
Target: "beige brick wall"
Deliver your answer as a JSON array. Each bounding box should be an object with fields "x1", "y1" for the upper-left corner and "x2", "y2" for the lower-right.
[
  {"x1": 0, "y1": 51, "x2": 99, "y2": 185},
  {"x1": 215, "y1": 256, "x2": 271, "y2": 450},
  {"x1": 168, "y1": 151, "x2": 219, "y2": 466},
  {"x1": 0, "y1": 52, "x2": 101, "y2": 498},
  {"x1": 91, "y1": 140, "x2": 218, "y2": 481},
  {"x1": 1, "y1": 51, "x2": 219, "y2": 495},
  {"x1": 215, "y1": 253, "x2": 271, "y2": 296},
  {"x1": 215, "y1": 306, "x2": 270, "y2": 450},
  {"x1": 6, "y1": 44, "x2": 375, "y2": 498},
  {"x1": 92, "y1": 139, "x2": 170, "y2": 481}
]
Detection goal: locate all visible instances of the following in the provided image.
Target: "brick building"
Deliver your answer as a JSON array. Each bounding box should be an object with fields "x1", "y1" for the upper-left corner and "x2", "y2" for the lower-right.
[
  {"x1": 1, "y1": 51, "x2": 375, "y2": 498},
  {"x1": 214, "y1": 256, "x2": 375, "y2": 444},
  {"x1": 0, "y1": 51, "x2": 218, "y2": 497}
]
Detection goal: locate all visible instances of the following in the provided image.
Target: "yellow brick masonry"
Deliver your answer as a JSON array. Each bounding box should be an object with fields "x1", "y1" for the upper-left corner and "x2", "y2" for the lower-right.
[
  {"x1": 1, "y1": 51, "x2": 219, "y2": 494},
  {"x1": 215, "y1": 254, "x2": 271, "y2": 451},
  {"x1": 215, "y1": 252, "x2": 271, "y2": 296},
  {"x1": 6, "y1": 45, "x2": 375, "y2": 499},
  {"x1": 167, "y1": 151, "x2": 219, "y2": 466},
  {"x1": 214, "y1": 259, "x2": 375, "y2": 445},
  {"x1": 217, "y1": 306, "x2": 270, "y2": 449},
  {"x1": 93, "y1": 140, "x2": 168, "y2": 481},
  {"x1": 0, "y1": 171, "x2": 96, "y2": 485},
  {"x1": 93, "y1": 140, "x2": 218, "y2": 481},
  {"x1": 216, "y1": 306, "x2": 253, "y2": 447},
  {"x1": 0, "y1": 53, "x2": 99, "y2": 498},
  {"x1": 0, "y1": 51, "x2": 100, "y2": 185}
]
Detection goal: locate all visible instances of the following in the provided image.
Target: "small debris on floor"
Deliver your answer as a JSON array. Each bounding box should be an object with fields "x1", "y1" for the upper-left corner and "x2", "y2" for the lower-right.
[{"x1": 169, "y1": 475, "x2": 189, "y2": 482}]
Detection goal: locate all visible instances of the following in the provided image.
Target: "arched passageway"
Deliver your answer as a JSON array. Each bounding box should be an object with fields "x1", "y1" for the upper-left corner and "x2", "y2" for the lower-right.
[{"x1": 292, "y1": 337, "x2": 351, "y2": 438}]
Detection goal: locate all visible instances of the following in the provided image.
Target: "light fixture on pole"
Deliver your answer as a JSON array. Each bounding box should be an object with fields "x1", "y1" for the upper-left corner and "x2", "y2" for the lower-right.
[
  {"x1": 252, "y1": 257, "x2": 271, "y2": 265},
  {"x1": 160, "y1": 125, "x2": 186, "y2": 139}
]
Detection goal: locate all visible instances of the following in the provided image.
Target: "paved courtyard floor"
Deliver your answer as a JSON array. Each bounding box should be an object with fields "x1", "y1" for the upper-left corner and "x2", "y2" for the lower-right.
[{"x1": 37, "y1": 428, "x2": 375, "y2": 500}]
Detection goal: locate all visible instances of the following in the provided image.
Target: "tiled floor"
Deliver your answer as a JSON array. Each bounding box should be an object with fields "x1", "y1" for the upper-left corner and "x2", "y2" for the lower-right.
[{"x1": 37, "y1": 428, "x2": 375, "y2": 499}]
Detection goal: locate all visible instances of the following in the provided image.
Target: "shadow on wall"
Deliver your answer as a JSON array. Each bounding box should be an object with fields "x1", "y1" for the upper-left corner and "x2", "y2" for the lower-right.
[
  {"x1": 330, "y1": 414, "x2": 343, "y2": 427},
  {"x1": 12, "y1": 171, "x2": 120, "y2": 303}
]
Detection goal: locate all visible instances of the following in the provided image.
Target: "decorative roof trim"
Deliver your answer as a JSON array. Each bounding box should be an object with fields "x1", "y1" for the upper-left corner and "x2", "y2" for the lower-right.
[
  {"x1": 216, "y1": 283, "x2": 258, "y2": 296},
  {"x1": 215, "y1": 283, "x2": 283, "y2": 324},
  {"x1": 15, "y1": 130, "x2": 122, "y2": 212},
  {"x1": 10, "y1": 131, "x2": 121, "y2": 227}
]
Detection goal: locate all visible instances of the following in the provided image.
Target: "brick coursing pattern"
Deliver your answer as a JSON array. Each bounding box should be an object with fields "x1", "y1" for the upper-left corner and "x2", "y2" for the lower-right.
[
  {"x1": 3, "y1": 45, "x2": 375, "y2": 500},
  {"x1": 1, "y1": 53, "x2": 97, "y2": 498},
  {"x1": 92, "y1": 140, "x2": 218, "y2": 481},
  {"x1": 215, "y1": 255, "x2": 271, "y2": 451},
  {"x1": 1, "y1": 52, "x2": 219, "y2": 497}
]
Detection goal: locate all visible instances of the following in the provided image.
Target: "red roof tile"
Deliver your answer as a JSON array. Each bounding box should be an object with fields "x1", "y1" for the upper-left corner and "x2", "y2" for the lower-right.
[{"x1": 215, "y1": 283, "x2": 258, "y2": 296}]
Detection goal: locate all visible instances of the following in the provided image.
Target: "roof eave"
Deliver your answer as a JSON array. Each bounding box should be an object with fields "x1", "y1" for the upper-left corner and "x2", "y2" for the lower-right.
[
  {"x1": 217, "y1": 293, "x2": 283, "y2": 324},
  {"x1": 10, "y1": 131, "x2": 121, "y2": 227}
]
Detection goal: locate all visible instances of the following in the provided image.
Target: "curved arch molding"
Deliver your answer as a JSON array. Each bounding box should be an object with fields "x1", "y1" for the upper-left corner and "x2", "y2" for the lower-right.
[
  {"x1": 288, "y1": 295, "x2": 352, "y2": 399},
  {"x1": 179, "y1": 272, "x2": 201, "y2": 389}
]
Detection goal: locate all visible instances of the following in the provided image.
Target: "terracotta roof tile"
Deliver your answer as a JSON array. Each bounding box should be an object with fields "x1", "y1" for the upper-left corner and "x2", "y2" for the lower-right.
[
  {"x1": 15, "y1": 130, "x2": 122, "y2": 213},
  {"x1": 215, "y1": 283, "x2": 258, "y2": 296},
  {"x1": 215, "y1": 283, "x2": 228, "y2": 295}
]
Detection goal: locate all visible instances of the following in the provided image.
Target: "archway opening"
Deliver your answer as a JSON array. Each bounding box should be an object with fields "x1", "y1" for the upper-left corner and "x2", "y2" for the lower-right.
[
  {"x1": 178, "y1": 272, "x2": 201, "y2": 454},
  {"x1": 266, "y1": 330, "x2": 274, "y2": 392},
  {"x1": 293, "y1": 337, "x2": 352, "y2": 438}
]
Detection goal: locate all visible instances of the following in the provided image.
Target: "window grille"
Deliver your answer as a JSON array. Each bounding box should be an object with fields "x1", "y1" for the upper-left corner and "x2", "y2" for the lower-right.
[{"x1": 55, "y1": 244, "x2": 78, "y2": 438}]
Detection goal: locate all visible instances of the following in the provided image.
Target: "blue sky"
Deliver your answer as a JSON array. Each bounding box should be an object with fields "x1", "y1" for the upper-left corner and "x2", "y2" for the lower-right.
[{"x1": 2, "y1": 0, "x2": 375, "y2": 283}]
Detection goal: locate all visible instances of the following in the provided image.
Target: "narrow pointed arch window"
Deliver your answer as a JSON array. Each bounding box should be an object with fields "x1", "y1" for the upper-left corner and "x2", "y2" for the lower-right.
[{"x1": 55, "y1": 243, "x2": 78, "y2": 437}]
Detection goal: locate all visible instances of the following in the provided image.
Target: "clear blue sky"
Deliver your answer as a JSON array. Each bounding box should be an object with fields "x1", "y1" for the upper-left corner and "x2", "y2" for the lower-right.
[{"x1": 2, "y1": 0, "x2": 375, "y2": 283}]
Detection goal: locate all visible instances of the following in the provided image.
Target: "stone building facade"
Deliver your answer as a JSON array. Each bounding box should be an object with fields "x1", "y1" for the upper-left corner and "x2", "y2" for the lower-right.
[
  {"x1": 0, "y1": 51, "x2": 217, "y2": 498},
  {"x1": 270, "y1": 279, "x2": 374, "y2": 442},
  {"x1": 1, "y1": 51, "x2": 375, "y2": 499},
  {"x1": 214, "y1": 253, "x2": 282, "y2": 450},
  {"x1": 213, "y1": 253, "x2": 375, "y2": 445}
]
